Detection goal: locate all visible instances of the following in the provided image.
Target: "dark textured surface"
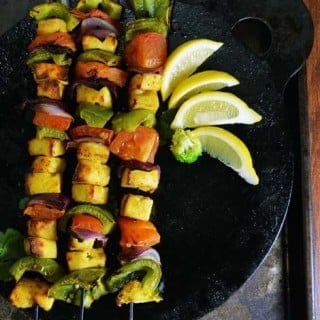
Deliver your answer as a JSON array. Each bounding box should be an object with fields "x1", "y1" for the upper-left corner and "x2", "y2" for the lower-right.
[{"x1": 0, "y1": 1, "x2": 313, "y2": 319}]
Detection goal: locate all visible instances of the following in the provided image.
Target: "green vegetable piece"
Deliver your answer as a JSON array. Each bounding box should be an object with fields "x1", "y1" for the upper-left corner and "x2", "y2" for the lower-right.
[
  {"x1": 105, "y1": 258, "x2": 162, "y2": 304},
  {"x1": 0, "y1": 228, "x2": 25, "y2": 282},
  {"x1": 27, "y1": 49, "x2": 72, "y2": 66},
  {"x1": 129, "y1": 0, "x2": 171, "y2": 23},
  {"x1": 59, "y1": 204, "x2": 116, "y2": 235},
  {"x1": 48, "y1": 268, "x2": 108, "y2": 308},
  {"x1": 36, "y1": 126, "x2": 69, "y2": 141},
  {"x1": 9, "y1": 256, "x2": 65, "y2": 283},
  {"x1": 156, "y1": 108, "x2": 177, "y2": 145},
  {"x1": 76, "y1": 0, "x2": 123, "y2": 19},
  {"x1": 101, "y1": 0, "x2": 123, "y2": 20},
  {"x1": 111, "y1": 109, "x2": 156, "y2": 134},
  {"x1": 125, "y1": 18, "x2": 168, "y2": 42},
  {"x1": 170, "y1": 128, "x2": 202, "y2": 164},
  {"x1": 77, "y1": 102, "x2": 114, "y2": 128},
  {"x1": 29, "y1": 3, "x2": 80, "y2": 31},
  {"x1": 78, "y1": 49, "x2": 122, "y2": 67}
]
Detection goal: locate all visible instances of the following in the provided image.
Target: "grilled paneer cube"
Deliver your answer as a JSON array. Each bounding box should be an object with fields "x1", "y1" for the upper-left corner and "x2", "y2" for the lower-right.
[
  {"x1": 76, "y1": 84, "x2": 112, "y2": 109},
  {"x1": 69, "y1": 236, "x2": 96, "y2": 251},
  {"x1": 121, "y1": 167, "x2": 160, "y2": 193},
  {"x1": 37, "y1": 18, "x2": 67, "y2": 35},
  {"x1": 31, "y1": 156, "x2": 66, "y2": 173},
  {"x1": 77, "y1": 141, "x2": 110, "y2": 163},
  {"x1": 66, "y1": 248, "x2": 106, "y2": 271},
  {"x1": 24, "y1": 236, "x2": 57, "y2": 258},
  {"x1": 72, "y1": 183, "x2": 109, "y2": 204},
  {"x1": 27, "y1": 219, "x2": 57, "y2": 240},
  {"x1": 9, "y1": 277, "x2": 54, "y2": 311},
  {"x1": 129, "y1": 89, "x2": 159, "y2": 113},
  {"x1": 120, "y1": 194, "x2": 154, "y2": 221},
  {"x1": 82, "y1": 34, "x2": 118, "y2": 52},
  {"x1": 129, "y1": 73, "x2": 162, "y2": 91},
  {"x1": 25, "y1": 172, "x2": 62, "y2": 195},
  {"x1": 37, "y1": 80, "x2": 66, "y2": 100},
  {"x1": 32, "y1": 63, "x2": 69, "y2": 83},
  {"x1": 28, "y1": 138, "x2": 66, "y2": 156},
  {"x1": 73, "y1": 160, "x2": 110, "y2": 186}
]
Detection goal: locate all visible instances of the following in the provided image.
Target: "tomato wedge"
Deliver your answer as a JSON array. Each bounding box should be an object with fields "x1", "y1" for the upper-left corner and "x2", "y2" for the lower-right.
[
  {"x1": 71, "y1": 214, "x2": 104, "y2": 234},
  {"x1": 28, "y1": 32, "x2": 77, "y2": 53},
  {"x1": 33, "y1": 111, "x2": 73, "y2": 131},
  {"x1": 109, "y1": 126, "x2": 159, "y2": 163},
  {"x1": 123, "y1": 32, "x2": 167, "y2": 70},
  {"x1": 118, "y1": 216, "x2": 160, "y2": 248},
  {"x1": 69, "y1": 125, "x2": 114, "y2": 145},
  {"x1": 75, "y1": 61, "x2": 128, "y2": 88}
]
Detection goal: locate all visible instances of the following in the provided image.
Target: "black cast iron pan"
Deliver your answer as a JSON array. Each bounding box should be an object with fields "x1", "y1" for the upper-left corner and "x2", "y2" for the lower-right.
[{"x1": 0, "y1": 0, "x2": 313, "y2": 319}]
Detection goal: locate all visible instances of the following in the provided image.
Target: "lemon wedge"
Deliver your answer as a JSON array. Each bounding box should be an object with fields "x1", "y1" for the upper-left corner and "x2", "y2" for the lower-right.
[
  {"x1": 191, "y1": 126, "x2": 259, "y2": 185},
  {"x1": 170, "y1": 91, "x2": 262, "y2": 129},
  {"x1": 168, "y1": 70, "x2": 240, "y2": 109},
  {"x1": 160, "y1": 38, "x2": 223, "y2": 101}
]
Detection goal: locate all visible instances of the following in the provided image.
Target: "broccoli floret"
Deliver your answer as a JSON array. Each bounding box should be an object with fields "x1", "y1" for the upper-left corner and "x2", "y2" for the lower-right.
[{"x1": 170, "y1": 129, "x2": 202, "y2": 164}]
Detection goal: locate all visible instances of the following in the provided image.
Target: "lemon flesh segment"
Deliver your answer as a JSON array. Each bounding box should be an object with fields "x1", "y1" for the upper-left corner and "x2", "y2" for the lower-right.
[
  {"x1": 191, "y1": 126, "x2": 259, "y2": 185},
  {"x1": 168, "y1": 70, "x2": 240, "y2": 109},
  {"x1": 170, "y1": 91, "x2": 262, "y2": 129},
  {"x1": 160, "y1": 39, "x2": 223, "y2": 101}
]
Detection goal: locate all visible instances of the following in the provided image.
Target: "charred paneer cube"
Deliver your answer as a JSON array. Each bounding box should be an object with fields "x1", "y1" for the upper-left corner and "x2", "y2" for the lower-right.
[
  {"x1": 77, "y1": 141, "x2": 110, "y2": 163},
  {"x1": 66, "y1": 248, "x2": 106, "y2": 271},
  {"x1": 24, "y1": 236, "x2": 57, "y2": 259},
  {"x1": 28, "y1": 138, "x2": 66, "y2": 157},
  {"x1": 72, "y1": 183, "x2": 109, "y2": 204}
]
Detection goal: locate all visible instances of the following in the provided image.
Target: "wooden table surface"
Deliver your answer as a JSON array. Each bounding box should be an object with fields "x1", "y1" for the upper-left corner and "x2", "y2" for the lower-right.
[{"x1": 300, "y1": 1, "x2": 320, "y2": 319}]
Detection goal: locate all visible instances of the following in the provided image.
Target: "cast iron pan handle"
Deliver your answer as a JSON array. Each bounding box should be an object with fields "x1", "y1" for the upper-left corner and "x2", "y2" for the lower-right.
[{"x1": 230, "y1": 0, "x2": 314, "y2": 92}]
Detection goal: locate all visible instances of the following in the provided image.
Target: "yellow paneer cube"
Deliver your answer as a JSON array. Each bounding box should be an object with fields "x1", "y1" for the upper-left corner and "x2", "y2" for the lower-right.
[
  {"x1": 33, "y1": 63, "x2": 69, "y2": 83},
  {"x1": 120, "y1": 194, "x2": 154, "y2": 221},
  {"x1": 76, "y1": 84, "x2": 113, "y2": 109},
  {"x1": 73, "y1": 160, "x2": 111, "y2": 186},
  {"x1": 24, "y1": 236, "x2": 57, "y2": 259},
  {"x1": 28, "y1": 138, "x2": 66, "y2": 157},
  {"x1": 69, "y1": 236, "x2": 96, "y2": 251},
  {"x1": 37, "y1": 80, "x2": 66, "y2": 100},
  {"x1": 37, "y1": 18, "x2": 67, "y2": 35},
  {"x1": 27, "y1": 219, "x2": 57, "y2": 241},
  {"x1": 66, "y1": 248, "x2": 106, "y2": 271},
  {"x1": 129, "y1": 73, "x2": 162, "y2": 91},
  {"x1": 82, "y1": 34, "x2": 118, "y2": 52},
  {"x1": 72, "y1": 183, "x2": 109, "y2": 204},
  {"x1": 121, "y1": 167, "x2": 160, "y2": 193},
  {"x1": 25, "y1": 172, "x2": 62, "y2": 195},
  {"x1": 129, "y1": 89, "x2": 159, "y2": 113},
  {"x1": 9, "y1": 277, "x2": 54, "y2": 311},
  {"x1": 31, "y1": 156, "x2": 66, "y2": 173},
  {"x1": 77, "y1": 141, "x2": 110, "y2": 164}
]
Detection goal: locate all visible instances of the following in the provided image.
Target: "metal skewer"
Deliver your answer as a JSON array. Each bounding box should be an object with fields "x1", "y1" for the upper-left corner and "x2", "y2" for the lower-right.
[
  {"x1": 129, "y1": 303, "x2": 134, "y2": 320},
  {"x1": 79, "y1": 287, "x2": 85, "y2": 320},
  {"x1": 34, "y1": 304, "x2": 39, "y2": 320}
]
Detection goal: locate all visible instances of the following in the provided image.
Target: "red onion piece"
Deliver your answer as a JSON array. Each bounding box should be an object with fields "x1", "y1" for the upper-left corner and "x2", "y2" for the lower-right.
[
  {"x1": 83, "y1": 29, "x2": 116, "y2": 41},
  {"x1": 36, "y1": 104, "x2": 74, "y2": 120},
  {"x1": 133, "y1": 248, "x2": 161, "y2": 264},
  {"x1": 25, "y1": 193, "x2": 70, "y2": 211},
  {"x1": 71, "y1": 228, "x2": 108, "y2": 248},
  {"x1": 81, "y1": 17, "x2": 120, "y2": 37}
]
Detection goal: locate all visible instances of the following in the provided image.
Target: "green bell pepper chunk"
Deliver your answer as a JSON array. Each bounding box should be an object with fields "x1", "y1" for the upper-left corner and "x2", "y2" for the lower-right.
[
  {"x1": 77, "y1": 102, "x2": 114, "y2": 128},
  {"x1": 36, "y1": 126, "x2": 69, "y2": 141},
  {"x1": 129, "y1": 0, "x2": 171, "y2": 23},
  {"x1": 111, "y1": 109, "x2": 156, "y2": 134},
  {"x1": 77, "y1": 49, "x2": 122, "y2": 67},
  {"x1": 29, "y1": 3, "x2": 80, "y2": 31},
  {"x1": 59, "y1": 204, "x2": 116, "y2": 235},
  {"x1": 76, "y1": 0, "x2": 123, "y2": 19},
  {"x1": 27, "y1": 49, "x2": 72, "y2": 67},
  {"x1": 105, "y1": 259, "x2": 162, "y2": 305},
  {"x1": 48, "y1": 267, "x2": 108, "y2": 308},
  {"x1": 9, "y1": 256, "x2": 65, "y2": 283},
  {"x1": 125, "y1": 18, "x2": 168, "y2": 42}
]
